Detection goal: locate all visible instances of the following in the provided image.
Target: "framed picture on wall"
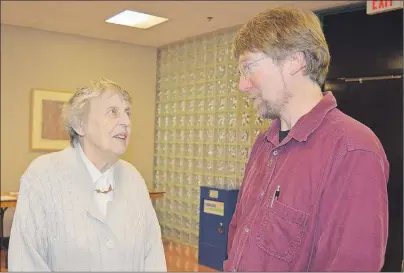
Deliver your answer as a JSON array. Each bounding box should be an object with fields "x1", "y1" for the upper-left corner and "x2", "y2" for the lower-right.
[{"x1": 30, "y1": 88, "x2": 74, "y2": 151}]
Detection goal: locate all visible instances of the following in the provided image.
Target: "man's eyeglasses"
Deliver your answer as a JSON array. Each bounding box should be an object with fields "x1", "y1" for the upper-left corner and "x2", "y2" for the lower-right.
[{"x1": 238, "y1": 56, "x2": 268, "y2": 78}]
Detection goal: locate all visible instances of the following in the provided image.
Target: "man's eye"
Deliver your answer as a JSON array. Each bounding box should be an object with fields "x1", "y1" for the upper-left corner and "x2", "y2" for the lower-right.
[{"x1": 109, "y1": 108, "x2": 118, "y2": 115}]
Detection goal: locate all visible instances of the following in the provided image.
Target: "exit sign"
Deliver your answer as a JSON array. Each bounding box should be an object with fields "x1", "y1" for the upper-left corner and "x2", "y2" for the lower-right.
[{"x1": 367, "y1": 0, "x2": 403, "y2": 15}]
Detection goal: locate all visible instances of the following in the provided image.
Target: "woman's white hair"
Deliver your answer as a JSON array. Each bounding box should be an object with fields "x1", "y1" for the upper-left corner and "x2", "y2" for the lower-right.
[{"x1": 62, "y1": 78, "x2": 132, "y2": 146}]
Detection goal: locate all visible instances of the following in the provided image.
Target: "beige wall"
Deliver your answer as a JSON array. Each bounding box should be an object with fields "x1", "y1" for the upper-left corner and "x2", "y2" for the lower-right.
[{"x1": 1, "y1": 24, "x2": 157, "y2": 236}]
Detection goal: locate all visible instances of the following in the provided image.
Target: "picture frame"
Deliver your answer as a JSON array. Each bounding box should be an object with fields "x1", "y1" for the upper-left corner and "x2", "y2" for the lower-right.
[{"x1": 30, "y1": 88, "x2": 74, "y2": 151}]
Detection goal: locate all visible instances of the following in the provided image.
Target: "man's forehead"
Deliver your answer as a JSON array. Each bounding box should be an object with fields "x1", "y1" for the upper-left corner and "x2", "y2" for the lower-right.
[{"x1": 238, "y1": 52, "x2": 265, "y2": 63}]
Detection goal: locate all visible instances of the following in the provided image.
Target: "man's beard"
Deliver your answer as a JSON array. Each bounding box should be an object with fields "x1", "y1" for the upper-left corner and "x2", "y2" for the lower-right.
[{"x1": 259, "y1": 90, "x2": 293, "y2": 120}]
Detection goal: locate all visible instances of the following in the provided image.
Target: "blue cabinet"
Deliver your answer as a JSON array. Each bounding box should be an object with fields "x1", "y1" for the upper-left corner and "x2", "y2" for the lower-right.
[{"x1": 198, "y1": 186, "x2": 239, "y2": 271}]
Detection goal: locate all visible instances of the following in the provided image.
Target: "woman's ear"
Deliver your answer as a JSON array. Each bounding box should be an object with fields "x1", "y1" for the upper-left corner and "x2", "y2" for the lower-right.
[{"x1": 71, "y1": 117, "x2": 85, "y2": 136}]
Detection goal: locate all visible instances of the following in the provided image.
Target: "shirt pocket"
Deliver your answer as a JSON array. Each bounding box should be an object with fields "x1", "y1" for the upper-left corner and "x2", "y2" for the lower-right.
[{"x1": 256, "y1": 198, "x2": 309, "y2": 263}]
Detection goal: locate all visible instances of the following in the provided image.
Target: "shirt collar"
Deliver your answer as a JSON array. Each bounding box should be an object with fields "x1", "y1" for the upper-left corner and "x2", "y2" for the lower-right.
[
  {"x1": 77, "y1": 142, "x2": 114, "y2": 184},
  {"x1": 265, "y1": 91, "x2": 338, "y2": 144}
]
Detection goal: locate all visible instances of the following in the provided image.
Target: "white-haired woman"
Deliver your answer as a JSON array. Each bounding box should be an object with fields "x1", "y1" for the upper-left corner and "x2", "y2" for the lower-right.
[{"x1": 8, "y1": 78, "x2": 166, "y2": 271}]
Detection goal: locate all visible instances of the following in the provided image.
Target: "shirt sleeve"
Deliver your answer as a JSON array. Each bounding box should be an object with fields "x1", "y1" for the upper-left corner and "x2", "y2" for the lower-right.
[
  {"x1": 309, "y1": 149, "x2": 389, "y2": 271},
  {"x1": 8, "y1": 176, "x2": 51, "y2": 271}
]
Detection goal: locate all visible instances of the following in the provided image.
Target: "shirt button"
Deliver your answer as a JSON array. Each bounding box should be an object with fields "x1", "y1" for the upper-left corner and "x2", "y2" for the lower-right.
[
  {"x1": 260, "y1": 192, "x2": 264, "y2": 198},
  {"x1": 106, "y1": 238, "x2": 114, "y2": 249},
  {"x1": 273, "y1": 150, "x2": 278, "y2": 156},
  {"x1": 244, "y1": 227, "x2": 249, "y2": 233}
]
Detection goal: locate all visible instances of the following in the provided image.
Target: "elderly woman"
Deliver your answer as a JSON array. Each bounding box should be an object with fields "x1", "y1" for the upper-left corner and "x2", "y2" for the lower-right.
[{"x1": 8, "y1": 78, "x2": 166, "y2": 271}]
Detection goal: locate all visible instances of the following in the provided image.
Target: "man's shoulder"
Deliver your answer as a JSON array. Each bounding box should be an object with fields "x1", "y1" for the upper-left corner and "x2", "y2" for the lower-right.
[{"x1": 323, "y1": 108, "x2": 386, "y2": 157}]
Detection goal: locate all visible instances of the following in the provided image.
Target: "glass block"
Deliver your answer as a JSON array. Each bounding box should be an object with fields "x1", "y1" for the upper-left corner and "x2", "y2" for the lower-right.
[
  {"x1": 206, "y1": 82, "x2": 215, "y2": 96},
  {"x1": 227, "y1": 161, "x2": 237, "y2": 176},
  {"x1": 194, "y1": 144, "x2": 204, "y2": 158},
  {"x1": 215, "y1": 79, "x2": 227, "y2": 95},
  {"x1": 228, "y1": 113, "x2": 237, "y2": 128},
  {"x1": 216, "y1": 145, "x2": 225, "y2": 159},
  {"x1": 195, "y1": 83, "x2": 205, "y2": 98},
  {"x1": 184, "y1": 187, "x2": 191, "y2": 198},
  {"x1": 216, "y1": 47, "x2": 228, "y2": 63},
  {"x1": 187, "y1": 115, "x2": 195, "y2": 128},
  {"x1": 187, "y1": 100, "x2": 196, "y2": 113},
  {"x1": 196, "y1": 159, "x2": 203, "y2": 172},
  {"x1": 205, "y1": 175, "x2": 213, "y2": 186},
  {"x1": 185, "y1": 144, "x2": 193, "y2": 157},
  {"x1": 205, "y1": 50, "x2": 215, "y2": 64},
  {"x1": 206, "y1": 129, "x2": 214, "y2": 142},
  {"x1": 216, "y1": 114, "x2": 226, "y2": 127},
  {"x1": 196, "y1": 130, "x2": 204, "y2": 142},
  {"x1": 196, "y1": 99, "x2": 205, "y2": 113},
  {"x1": 217, "y1": 129, "x2": 226, "y2": 143},
  {"x1": 196, "y1": 114, "x2": 204, "y2": 128},
  {"x1": 215, "y1": 161, "x2": 225, "y2": 174},
  {"x1": 191, "y1": 218, "x2": 199, "y2": 232},
  {"x1": 239, "y1": 145, "x2": 250, "y2": 161},
  {"x1": 186, "y1": 158, "x2": 193, "y2": 171},
  {"x1": 179, "y1": 116, "x2": 186, "y2": 127},
  {"x1": 206, "y1": 66, "x2": 215, "y2": 81},
  {"x1": 204, "y1": 160, "x2": 214, "y2": 173},
  {"x1": 227, "y1": 145, "x2": 237, "y2": 160},
  {"x1": 217, "y1": 96, "x2": 227, "y2": 111},
  {"x1": 227, "y1": 96, "x2": 238, "y2": 110},
  {"x1": 185, "y1": 174, "x2": 192, "y2": 185},
  {"x1": 195, "y1": 68, "x2": 205, "y2": 83},
  {"x1": 241, "y1": 112, "x2": 250, "y2": 126},
  {"x1": 227, "y1": 62, "x2": 238, "y2": 77},
  {"x1": 187, "y1": 130, "x2": 195, "y2": 143},
  {"x1": 238, "y1": 129, "x2": 250, "y2": 143},
  {"x1": 195, "y1": 174, "x2": 203, "y2": 186},
  {"x1": 206, "y1": 98, "x2": 215, "y2": 112},
  {"x1": 240, "y1": 94, "x2": 251, "y2": 111},
  {"x1": 216, "y1": 64, "x2": 227, "y2": 79},
  {"x1": 206, "y1": 114, "x2": 215, "y2": 127}
]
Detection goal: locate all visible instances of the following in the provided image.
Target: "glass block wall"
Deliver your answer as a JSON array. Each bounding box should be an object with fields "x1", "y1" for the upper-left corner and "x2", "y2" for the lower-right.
[{"x1": 153, "y1": 27, "x2": 271, "y2": 247}]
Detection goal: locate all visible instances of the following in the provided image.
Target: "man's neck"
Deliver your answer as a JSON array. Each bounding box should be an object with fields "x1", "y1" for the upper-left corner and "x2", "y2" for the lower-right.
[
  {"x1": 79, "y1": 140, "x2": 116, "y2": 172},
  {"x1": 279, "y1": 84, "x2": 323, "y2": 131}
]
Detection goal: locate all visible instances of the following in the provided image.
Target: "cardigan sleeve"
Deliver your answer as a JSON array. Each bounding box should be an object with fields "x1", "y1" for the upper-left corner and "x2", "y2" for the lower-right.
[
  {"x1": 143, "y1": 184, "x2": 167, "y2": 272},
  {"x1": 8, "y1": 175, "x2": 51, "y2": 271}
]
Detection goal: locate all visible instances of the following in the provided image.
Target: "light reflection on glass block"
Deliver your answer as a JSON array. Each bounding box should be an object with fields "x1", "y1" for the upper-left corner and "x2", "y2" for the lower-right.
[
  {"x1": 216, "y1": 80, "x2": 227, "y2": 95},
  {"x1": 241, "y1": 95, "x2": 251, "y2": 110},
  {"x1": 196, "y1": 160, "x2": 203, "y2": 172},
  {"x1": 227, "y1": 145, "x2": 237, "y2": 159},
  {"x1": 206, "y1": 129, "x2": 214, "y2": 141},
  {"x1": 228, "y1": 96, "x2": 237, "y2": 110},
  {"x1": 204, "y1": 160, "x2": 213, "y2": 172},
  {"x1": 239, "y1": 129, "x2": 249, "y2": 143},
  {"x1": 242, "y1": 112, "x2": 250, "y2": 126},
  {"x1": 207, "y1": 99, "x2": 215, "y2": 112},
  {"x1": 207, "y1": 82, "x2": 215, "y2": 96},
  {"x1": 205, "y1": 176, "x2": 213, "y2": 186},
  {"x1": 217, "y1": 129, "x2": 226, "y2": 143},
  {"x1": 217, "y1": 64, "x2": 226, "y2": 79},
  {"x1": 217, "y1": 114, "x2": 225, "y2": 127},
  {"x1": 196, "y1": 115, "x2": 204, "y2": 127},
  {"x1": 188, "y1": 115, "x2": 195, "y2": 127},
  {"x1": 195, "y1": 145, "x2": 203, "y2": 158},
  {"x1": 216, "y1": 145, "x2": 225, "y2": 158},
  {"x1": 206, "y1": 66, "x2": 215, "y2": 81},
  {"x1": 207, "y1": 115, "x2": 214, "y2": 127},
  {"x1": 217, "y1": 97, "x2": 226, "y2": 111}
]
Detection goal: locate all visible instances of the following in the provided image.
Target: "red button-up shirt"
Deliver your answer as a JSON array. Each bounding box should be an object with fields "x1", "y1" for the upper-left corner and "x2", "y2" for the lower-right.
[{"x1": 224, "y1": 92, "x2": 389, "y2": 271}]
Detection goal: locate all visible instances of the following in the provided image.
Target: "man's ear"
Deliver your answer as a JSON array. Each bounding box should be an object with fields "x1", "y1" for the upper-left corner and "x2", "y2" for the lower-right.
[{"x1": 287, "y1": 51, "x2": 307, "y2": 76}]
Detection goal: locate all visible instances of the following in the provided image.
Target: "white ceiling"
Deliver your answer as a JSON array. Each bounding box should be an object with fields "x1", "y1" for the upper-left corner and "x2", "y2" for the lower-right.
[{"x1": 1, "y1": 1, "x2": 360, "y2": 48}]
